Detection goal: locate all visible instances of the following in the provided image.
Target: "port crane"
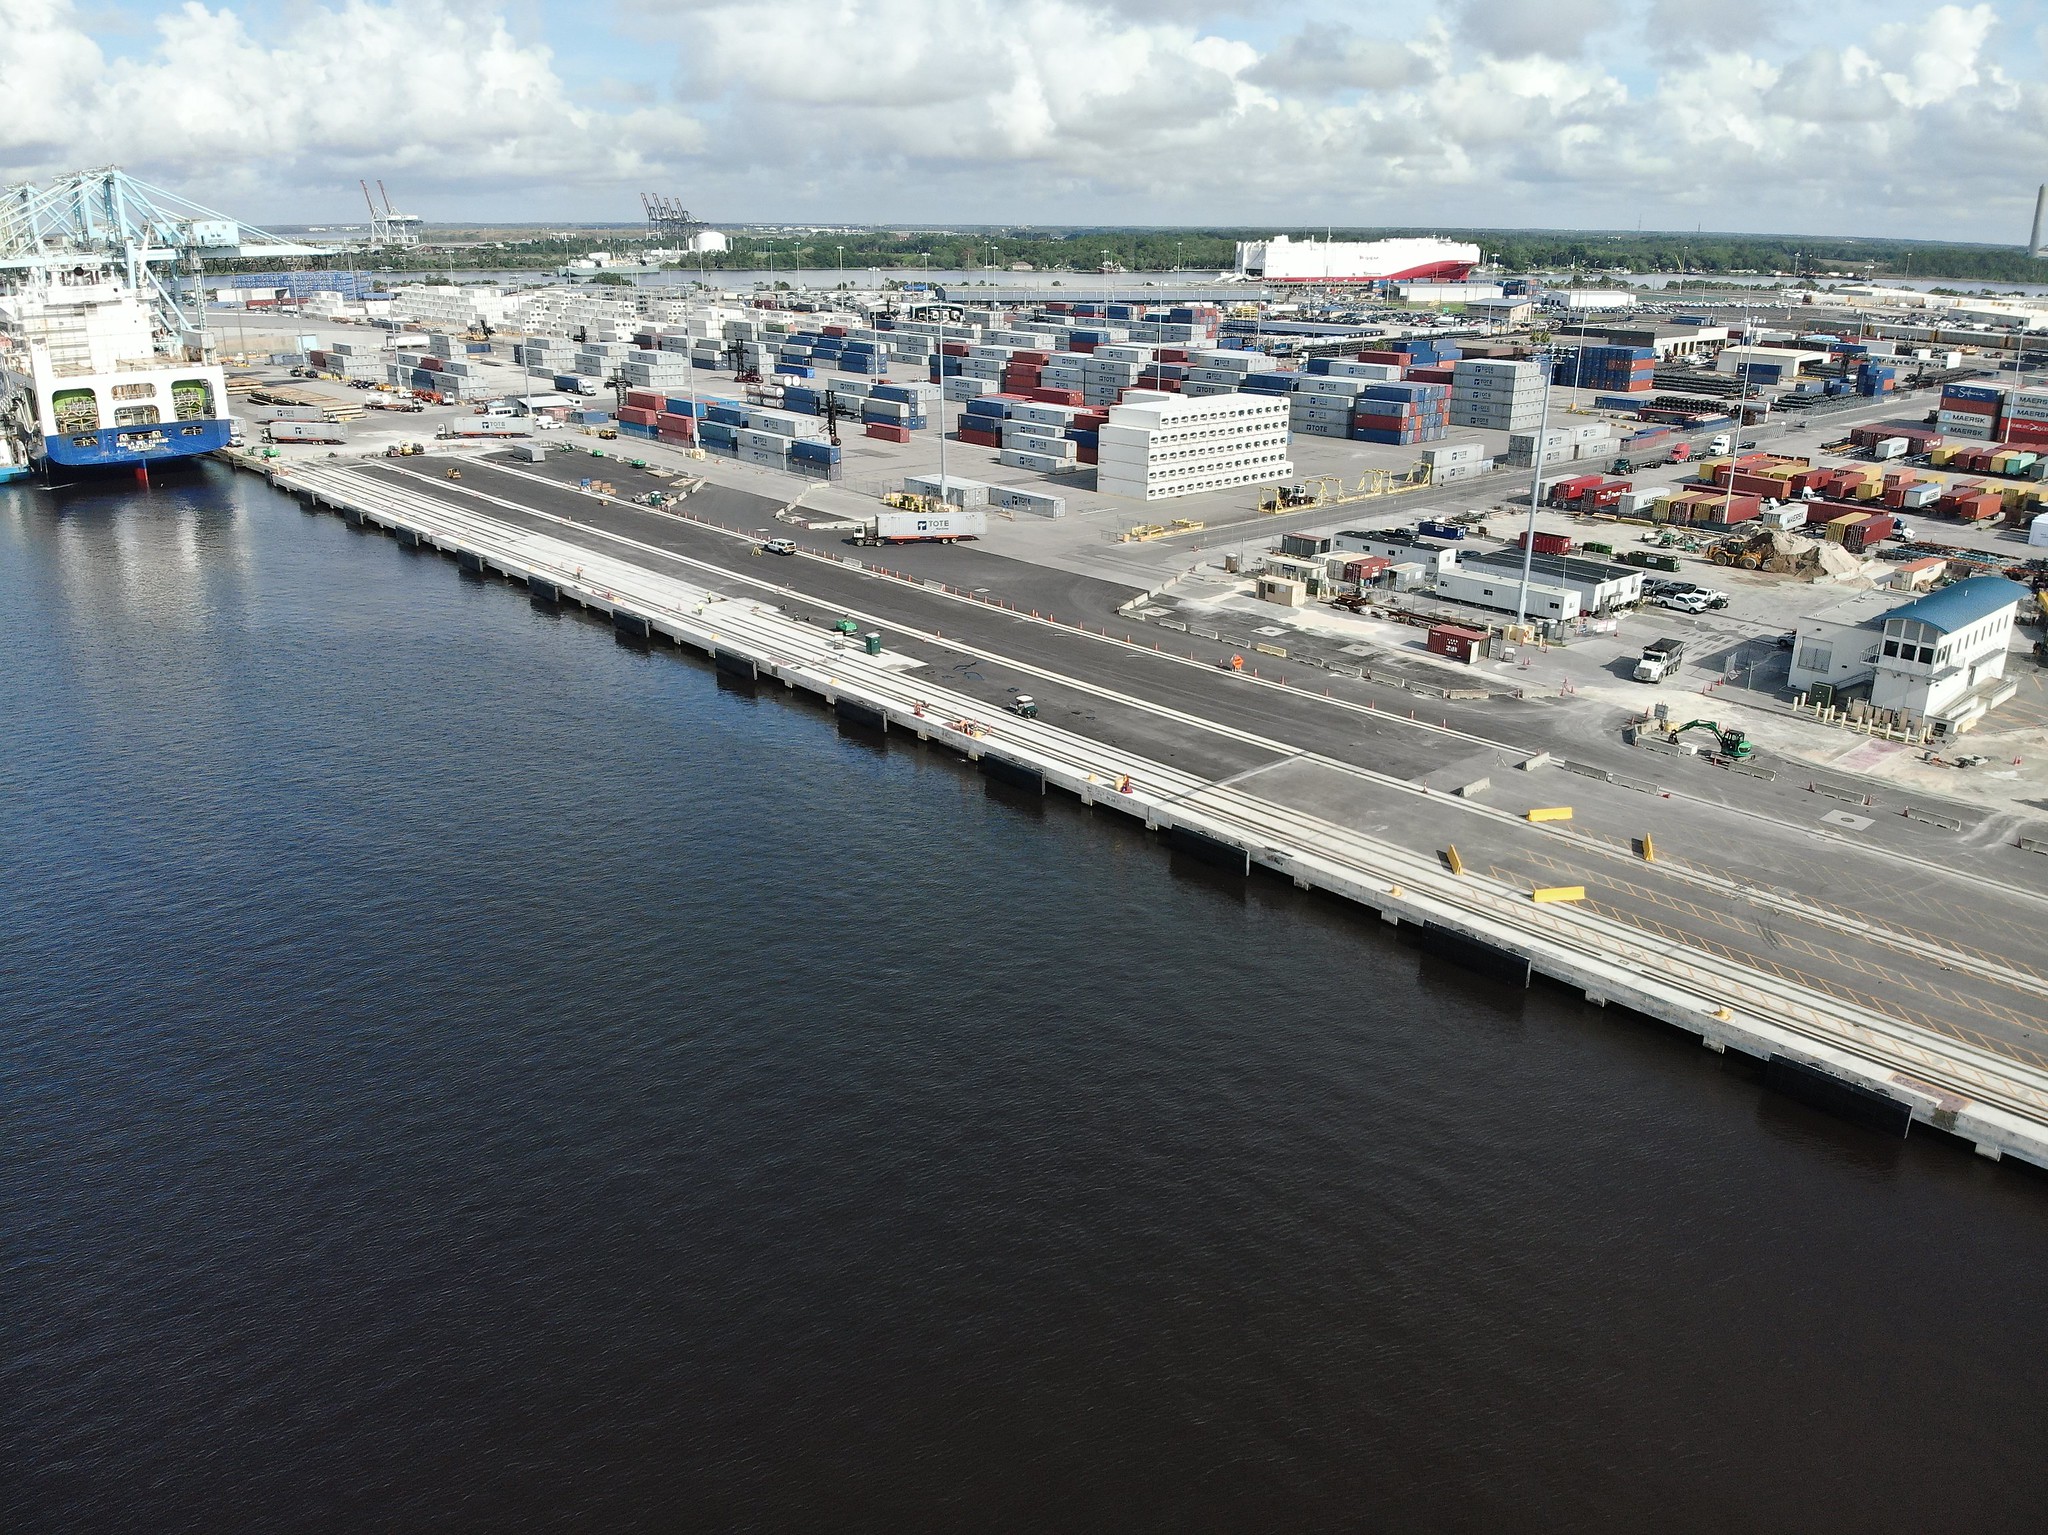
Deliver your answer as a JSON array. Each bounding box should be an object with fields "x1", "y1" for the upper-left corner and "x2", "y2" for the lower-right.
[
  {"x1": 0, "y1": 165, "x2": 336, "y2": 356},
  {"x1": 359, "y1": 180, "x2": 421, "y2": 249}
]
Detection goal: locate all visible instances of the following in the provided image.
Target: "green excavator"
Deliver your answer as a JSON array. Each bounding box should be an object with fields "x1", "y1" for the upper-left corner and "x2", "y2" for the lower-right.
[{"x1": 1667, "y1": 720, "x2": 1755, "y2": 760}]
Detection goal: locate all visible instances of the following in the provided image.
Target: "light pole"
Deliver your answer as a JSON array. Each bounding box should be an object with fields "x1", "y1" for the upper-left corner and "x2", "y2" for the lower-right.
[
  {"x1": 1514, "y1": 348, "x2": 1557, "y2": 630},
  {"x1": 1719, "y1": 313, "x2": 1755, "y2": 526}
]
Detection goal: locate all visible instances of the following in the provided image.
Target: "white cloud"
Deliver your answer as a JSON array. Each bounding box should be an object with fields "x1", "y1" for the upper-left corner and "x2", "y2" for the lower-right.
[
  {"x1": 1450, "y1": 0, "x2": 1621, "y2": 59},
  {"x1": 1242, "y1": 22, "x2": 1441, "y2": 94},
  {"x1": 0, "y1": 0, "x2": 2043, "y2": 242},
  {"x1": 0, "y1": 0, "x2": 704, "y2": 215}
]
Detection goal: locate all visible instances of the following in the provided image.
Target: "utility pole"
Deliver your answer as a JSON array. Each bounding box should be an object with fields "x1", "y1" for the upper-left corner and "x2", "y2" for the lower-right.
[{"x1": 1513, "y1": 349, "x2": 1556, "y2": 630}]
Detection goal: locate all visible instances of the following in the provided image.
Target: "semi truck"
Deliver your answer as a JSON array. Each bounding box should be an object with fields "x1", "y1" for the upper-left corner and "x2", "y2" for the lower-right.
[
  {"x1": 854, "y1": 509, "x2": 987, "y2": 546},
  {"x1": 266, "y1": 419, "x2": 346, "y2": 444},
  {"x1": 1633, "y1": 636, "x2": 1685, "y2": 682}
]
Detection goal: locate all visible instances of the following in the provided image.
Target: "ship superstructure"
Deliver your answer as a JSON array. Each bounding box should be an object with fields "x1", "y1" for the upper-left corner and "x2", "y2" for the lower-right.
[
  {"x1": 1235, "y1": 234, "x2": 1482, "y2": 284},
  {"x1": 0, "y1": 167, "x2": 332, "y2": 473},
  {"x1": 0, "y1": 264, "x2": 231, "y2": 467}
]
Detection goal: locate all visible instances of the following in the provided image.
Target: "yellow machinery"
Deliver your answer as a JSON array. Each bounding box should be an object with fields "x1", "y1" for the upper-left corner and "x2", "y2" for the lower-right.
[
  {"x1": 1255, "y1": 461, "x2": 1432, "y2": 514},
  {"x1": 1709, "y1": 530, "x2": 1772, "y2": 569},
  {"x1": 1116, "y1": 517, "x2": 1209, "y2": 543},
  {"x1": 881, "y1": 491, "x2": 949, "y2": 515}
]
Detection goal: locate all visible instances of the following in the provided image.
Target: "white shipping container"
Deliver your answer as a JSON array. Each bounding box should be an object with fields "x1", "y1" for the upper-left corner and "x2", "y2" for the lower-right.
[
  {"x1": 874, "y1": 509, "x2": 988, "y2": 540},
  {"x1": 268, "y1": 419, "x2": 345, "y2": 442},
  {"x1": 999, "y1": 448, "x2": 1082, "y2": 474}
]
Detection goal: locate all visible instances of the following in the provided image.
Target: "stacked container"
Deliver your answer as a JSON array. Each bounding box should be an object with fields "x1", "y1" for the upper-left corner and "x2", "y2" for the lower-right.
[
  {"x1": 1937, "y1": 383, "x2": 2005, "y2": 443},
  {"x1": 1450, "y1": 359, "x2": 1545, "y2": 431},
  {"x1": 1559, "y1": 346, "x2": 1655, "y2": 394},
  {"x1": 1349, "y1": 382, "x2": 1450, "y2": 444},
  {"x1": 2005, "y1": 386, "x2": 2048, "y2": 450}
]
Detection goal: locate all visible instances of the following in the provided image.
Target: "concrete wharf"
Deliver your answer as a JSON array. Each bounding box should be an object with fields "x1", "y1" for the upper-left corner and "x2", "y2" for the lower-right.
[{"x1": 249, "y1": 449, "x2": 2048, "y2": 1171}]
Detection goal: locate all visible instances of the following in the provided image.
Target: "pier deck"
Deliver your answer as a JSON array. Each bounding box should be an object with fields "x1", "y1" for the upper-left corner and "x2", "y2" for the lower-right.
[{"x1": 262, "y1": 452, "x2": 2048, "y2": 1167}]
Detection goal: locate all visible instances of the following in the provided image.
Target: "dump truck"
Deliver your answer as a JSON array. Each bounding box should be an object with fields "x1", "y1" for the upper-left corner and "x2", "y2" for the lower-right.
[
  {"x1": 854, "y1": 509, "x2": 988, "y2": 546},
  {"x1": 1633, "y1": 636, "x2": 1685, "y2": 682}
]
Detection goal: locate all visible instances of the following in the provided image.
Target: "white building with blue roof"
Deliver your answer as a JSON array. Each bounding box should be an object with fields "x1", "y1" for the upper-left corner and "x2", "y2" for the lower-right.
[{"x1": 1789, "y1": 575, "x2": 2029, "y2": 736}]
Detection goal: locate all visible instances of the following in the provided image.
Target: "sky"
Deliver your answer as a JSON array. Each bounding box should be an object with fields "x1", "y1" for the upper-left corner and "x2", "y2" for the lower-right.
[{"x1": 3, "y1": 0, "x2": 2046, "y2": 244}]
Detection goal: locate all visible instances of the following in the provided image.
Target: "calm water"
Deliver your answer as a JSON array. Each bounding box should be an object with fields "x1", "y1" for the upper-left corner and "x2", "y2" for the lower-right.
[{"x1": 6, "y1": 465, "x2": 2048, "y2": 1533}]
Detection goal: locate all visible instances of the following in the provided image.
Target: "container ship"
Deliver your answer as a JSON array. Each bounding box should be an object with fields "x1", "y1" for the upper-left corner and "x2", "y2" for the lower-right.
[
  {"x1": 0, "y1": 166, "x2": 334, "y2": 477},
  {"x1": 1234, "y1": 234, "x2": 1482, "y2": 284},
  {"x1": 0, "y1": 264, "x2": 231, "y2": 473}
]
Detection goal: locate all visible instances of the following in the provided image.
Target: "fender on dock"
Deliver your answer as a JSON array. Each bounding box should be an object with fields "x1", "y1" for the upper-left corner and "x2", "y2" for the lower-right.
[
  {"x1": 612, "y1": 609, "x2": 652, "y2": 643},
  {"x1": 1417, "y1": 923, "x2": 1532, "y2": 989},
  {"x1": 396, "y1": 527, "x2": 420, "y2": 549},
  {"x1": 834, "y1": 697, "x2": 887, "y2": 733},
  {"x1": 456, "y1": 549, "x2": 485, "y2": 576},
  {"x1": 1763, "y1": 1055, "x2": 1913, "y2": 1138},
  {"x1": 714, "y1": 649, "x2": 758, "y2": 682},
  {"x1": 1167, "y1": 824, "x2": 1249, "y2": 875},
  {"x1": 528, "y1": 577, "x2": 559, "y2": 604},
  {"x1": 981, "y1": 756, "x2": 1045, "y2": 795}
]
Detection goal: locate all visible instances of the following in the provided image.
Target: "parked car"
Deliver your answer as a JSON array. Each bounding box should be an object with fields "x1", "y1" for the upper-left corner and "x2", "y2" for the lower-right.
[
  {"x1": 1655, "y1": 590, "x2": 1712, "y2": 614},
  {"x1": 760, "y1": 537, "x2": 797, "y2": 556}
]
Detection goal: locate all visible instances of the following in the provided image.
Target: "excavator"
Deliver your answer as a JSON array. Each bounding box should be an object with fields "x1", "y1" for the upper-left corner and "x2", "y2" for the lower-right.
[{"x1": 1666, "y1": 720, "x2": 1754, "y2": 760}]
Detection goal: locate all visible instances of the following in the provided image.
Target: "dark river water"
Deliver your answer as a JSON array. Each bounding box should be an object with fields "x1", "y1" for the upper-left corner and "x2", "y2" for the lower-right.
[{"x1": 5, "y1": 463, "x2": 2046, "y2": 1533}]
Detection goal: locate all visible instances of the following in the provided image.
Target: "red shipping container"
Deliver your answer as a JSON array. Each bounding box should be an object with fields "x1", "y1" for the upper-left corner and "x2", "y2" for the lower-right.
[
  {"x1": 2004, "y1": 421, "x2": 2048, "y2": 443},
  {"x1": 419, "y1": 356, "x2": 443, "y2": 371},
  {"x1": 1516, "y1": 530, "x2": 1575, "y2": 555},
  {"x1": 1077, "y1": 446, "x2": 1098, "y2": 464},
  {"x1": 956, "y1": 427, "x2": 1001, "y2": 448},
  {"x1": 624, "y1": 390, "x2": 663, "y2": 411},
  {"x1": 824, "y1": 325, "x2": 847, "y2": 336},
  {"x1": 1344, "y1": 556, "x2": 1392, "y2": 582},
  {"x1": 654, "y1": 413, "x2": 694, "y2": 437},
  {"x1": 1159, "y1": 349, "x2": 1188, "y2": 363},
  {"x1": 941, "y1": 342, "x2": 969, "y2": 357},
  {"x1": 1029, "y1": 388, "x2": 1083, "y2": 405},
  {"x1": 1843, "y1": 514, "x2": 1895, "y2": 552},
  {"x1": 1012, "y1": 351, "x2": 1051, "y2": 365},
  {"x1": 1939, "y1": 396, "x2": 1999, "y2": 416},
  {"x1": 1358, "y1": 349, "x2": 1405, "y2": 364},
  {"x1": 865, "y1": 423, "x2": 911, "y2": 443},
  {"x1": 1427, "y1": 624, "x2": 1487, "y2": 664},
  {"x1": 1069, "y1": 339, "x2": 1098, "y2": 354},
  {"x1": 617, "y1": 406, "x2": 659, "y2": 426}
]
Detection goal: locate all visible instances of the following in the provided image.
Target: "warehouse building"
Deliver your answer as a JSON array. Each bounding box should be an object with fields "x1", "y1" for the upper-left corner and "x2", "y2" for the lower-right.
[
  {"x1": 1432, "y1": 569, "x2": 1584, "y2": 622},
  {"x1": 1455, "y1": 549, "x2": 1645, "y2": 613},
  {"x1": 1788, "y1": 576, "x2": 2028, "y2": 734}
]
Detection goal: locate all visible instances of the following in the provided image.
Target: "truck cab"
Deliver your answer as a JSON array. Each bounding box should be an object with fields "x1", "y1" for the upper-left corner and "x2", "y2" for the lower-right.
[{"x1": 1634, "y1": 636, "x2": 1685, "y2": 682}]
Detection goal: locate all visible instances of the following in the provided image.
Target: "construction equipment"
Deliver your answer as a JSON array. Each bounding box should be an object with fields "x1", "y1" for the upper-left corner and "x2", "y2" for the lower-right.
[
  {"x1": 1666, "y1": 720, "x2": 1754, "y2": 760},
  {"x1": 881, "y1": 491, "x2": 945, "y2": 516},
  {"x1": 1256, "y1": 462, "x2": 1432, "y2": 514},
  {"x1": 1709, "y1": 530, "x2": 1773, "y2": 569},
  {"x1": 1259, "y1": 481, "x2": 1325, "y2": 512},
  {"x1": 444, "y1": 467, "x2": 463, "y2": 480},
  {"x1": 1633, "y1": 637, "x2": 1685, "y2": 682}
]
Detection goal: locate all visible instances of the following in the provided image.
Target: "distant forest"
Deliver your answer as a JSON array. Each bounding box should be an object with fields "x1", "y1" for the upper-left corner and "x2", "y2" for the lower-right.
[{"x1": 287, "y1": 224, "x2": 2048, "y2": 287}]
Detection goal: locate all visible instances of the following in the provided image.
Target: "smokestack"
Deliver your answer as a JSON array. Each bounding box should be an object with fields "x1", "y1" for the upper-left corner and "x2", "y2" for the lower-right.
[{"x1": 2033, "y1": 184, "x2": 2047, "y2": 258}]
